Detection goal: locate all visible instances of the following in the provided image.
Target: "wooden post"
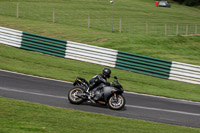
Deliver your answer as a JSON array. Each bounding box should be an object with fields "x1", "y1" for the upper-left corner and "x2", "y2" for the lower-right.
[
  {"x1": 195, "y1": 24, "x2": 197, "y2": 35},
  {"x1": 52, "y1": 8, "x2": 55, "y2": 23},
  {"x1": 119, "y1": 19, "x2": 122, "y2": 33},
  {"x1": 176, "y1": 24, "x2": 179, "y2": 36},
  {"x1": 146, "y1": 23, "x2": 148, "y2": 35},
  {"x1": 88, "y1": 14, "x2": 90, "y2": 28},
  {"x1": 111, "y1": 1, "x2": 114, "y2": 33},
  {"x1": 165, "y1": 24, "x2": 167, "y2": 36},
  {"x1": 186, "y1": 24, "x2": 188, "y2": 35},
  {"x1": 16, "y1": 3, "x2": 19, "y2": 18}
]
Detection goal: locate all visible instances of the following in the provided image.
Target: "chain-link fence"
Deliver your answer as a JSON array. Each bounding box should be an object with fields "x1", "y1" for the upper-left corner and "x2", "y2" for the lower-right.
[{"x1": 0, "y1": 2, "x2": 199, "y2": 36}]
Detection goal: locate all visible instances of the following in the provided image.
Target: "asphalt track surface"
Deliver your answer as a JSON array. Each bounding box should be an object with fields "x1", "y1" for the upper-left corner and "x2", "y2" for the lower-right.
[{"x1": 0, "y1": 69, "x2": 200, "y2": 128}]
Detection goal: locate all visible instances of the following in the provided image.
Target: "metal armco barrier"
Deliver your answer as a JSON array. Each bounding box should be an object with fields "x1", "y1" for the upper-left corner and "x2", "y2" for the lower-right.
[
  {"x1": 0, "y1": 27, "x2": 22, "y2": 48},
  {"x1": 116, "y1": 51, "x2": 172, "y2": 79},
  {"x1": 65, "y1": 41, "x2": 118, "y2": 67},
  {"x1": 22, "y1": 32, "x2": 67, "y2": 57},
  {"x1": 0, "y1": 26, "x2": 199, "y2": 85},
  {"x1": 169, "y1": 62, "x2": 200, "y2": 84}
]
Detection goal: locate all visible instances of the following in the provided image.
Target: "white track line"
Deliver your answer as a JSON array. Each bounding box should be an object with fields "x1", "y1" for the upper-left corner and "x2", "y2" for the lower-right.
[
  {"x1": 125, "y1": 91, "x2": 200, "y2": 106},
  {"x1": 0, "y1": 87, "x2": 66, "y2": 99},
  {"x1": 0, "y1": 87, "x2": 200, "y2": 117},
  {"x1": 126, "y1": 105, "x2": 200, "y2": 116}
]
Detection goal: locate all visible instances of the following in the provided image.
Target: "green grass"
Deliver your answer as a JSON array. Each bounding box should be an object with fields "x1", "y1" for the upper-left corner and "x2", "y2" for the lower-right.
[
  {"x1": 1, "y1": 97, "x2": 200, "y2": 133},
  {"x1": 0, "y1": 0, "x2": 199, "y2": 34}
]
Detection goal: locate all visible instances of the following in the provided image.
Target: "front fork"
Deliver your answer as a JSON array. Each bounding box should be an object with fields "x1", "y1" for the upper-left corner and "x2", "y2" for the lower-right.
[
  {"x1": 113, "y1": 93, "x2": 118, "y2": 102},
  {"x1": 86, "y1": 87, "x2": 90, "y2": 93}
]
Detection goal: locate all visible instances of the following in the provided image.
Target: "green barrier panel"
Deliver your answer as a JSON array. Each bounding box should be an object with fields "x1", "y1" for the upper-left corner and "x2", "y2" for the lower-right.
[
  {"x1": 21, "y1": 42, "x2": 65, "y2": 57},
  {"x1": 116, "y1": 65, "x2": 169, "y2": 79},
  {"x1": 117, "y1": 56, "x2": 170, "y2": 70},
  {"x1": 22, "y1": 38, "x2": 66, "y2": 49},
  {"x1": 21, "y1": 42, "x2": 65, "y2": 55},
  {"x1": 118, "y1": 51, "x2": 172, "y2": 67},
  {"x1": 116, "y1": 60, "x2": 170, "y2": 73},
  {"x1": 116, "y1": 51, "x2": 172, "y2": 79},
  {"x1": 118, "y1": 51, "x2": 171, "y2": 63},
  {"x1": 116, "y1": 62, "x2": 169, "y2": 77},
  {"x1": 21, "y1": 45, "x2": 64, "y2": 57},
  {"x1": 22, "y1": 40, "x2": 66, "y2": 53},
  {"x1": 21, "y1": 32, "x2": 67, "y2": 59},
  {"x1": 23, "y1": 32, "x2": 67, "y2": 44},
  {"x1": 23, "y1": 34, "x2": 66, "y2": 46}
]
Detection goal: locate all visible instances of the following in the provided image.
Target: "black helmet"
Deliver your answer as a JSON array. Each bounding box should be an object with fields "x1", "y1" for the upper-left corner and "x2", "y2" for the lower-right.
[{"x1": 103, "y1": 68, "x2": 111, "y2": 78}]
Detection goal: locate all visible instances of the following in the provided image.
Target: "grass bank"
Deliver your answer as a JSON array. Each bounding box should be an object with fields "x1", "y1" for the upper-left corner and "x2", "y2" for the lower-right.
[
  {"x1": 0, "y1": 97, "x2": 200, "y2": 133},
  {"x1": 0, "y1": 15, "x2": 200, "y2": 65},
  {"x1": 0, "y1": 0, "x2": 200, "y2": 34}
]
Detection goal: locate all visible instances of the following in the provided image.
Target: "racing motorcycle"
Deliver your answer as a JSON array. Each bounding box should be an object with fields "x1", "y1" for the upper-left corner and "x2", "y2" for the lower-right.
[{"x1": 68, "y1": 76, "x2": 126, "y2": 110}]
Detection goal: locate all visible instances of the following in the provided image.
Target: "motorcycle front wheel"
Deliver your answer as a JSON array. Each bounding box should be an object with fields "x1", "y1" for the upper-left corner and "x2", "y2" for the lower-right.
[
  {"x1": 68, "y1": 87, "x2": 84, "y2": 104},
  {"x1": 108, "y1": 94, "x2": 126, "y2": 110}
]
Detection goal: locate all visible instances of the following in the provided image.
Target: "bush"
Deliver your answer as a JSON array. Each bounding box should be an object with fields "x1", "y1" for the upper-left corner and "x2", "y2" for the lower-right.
[
  {"x1": 172, "y1": 0, "x2": 200, "y2": 6},
  {"x1": 185, "y1": 0, "x2": 199, "y2": 6}
]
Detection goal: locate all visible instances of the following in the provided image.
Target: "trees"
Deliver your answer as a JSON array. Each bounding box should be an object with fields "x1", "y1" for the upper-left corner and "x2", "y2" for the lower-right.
[
  {"x1": 172, "y1": 0, "x2": 200, "y2": 6},
  {"x1": 173, "y1": 0, "x2": 184, "y2": 4},
  {"x1": 185, "y1": 0, "x2": 199, "y2": 6}
]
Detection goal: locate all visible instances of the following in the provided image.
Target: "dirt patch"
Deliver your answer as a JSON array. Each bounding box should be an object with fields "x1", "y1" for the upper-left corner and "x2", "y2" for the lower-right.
[
  {"x1": 182, "y1": 34, "x2": 200, "y2": 37},
  {"x1": 96, "y1": 38, "x2": 108, "y2": 42},
  {"x1": 85, "y1": 38, "x2": 108, "y2": 44},
  {"x1": 168, "y1": 34, "x2": 200, "y2": 37}
]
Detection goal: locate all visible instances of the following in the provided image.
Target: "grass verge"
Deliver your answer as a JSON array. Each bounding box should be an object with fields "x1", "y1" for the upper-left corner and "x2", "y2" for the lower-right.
[
  {"x1": 0, "y1": 15, "x2": 200, "y2": 66},
  {"x1": 0, "y1": 97, "x2": 200, "y2": 133},
  {"x1": 0, "y1": 0, "x2": 200, "y2": 33}
]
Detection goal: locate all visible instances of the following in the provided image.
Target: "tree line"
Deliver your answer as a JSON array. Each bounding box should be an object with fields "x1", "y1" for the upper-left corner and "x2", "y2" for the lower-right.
[{"x1": 171, "y1": 0, "x2": 200, "y2": 6}]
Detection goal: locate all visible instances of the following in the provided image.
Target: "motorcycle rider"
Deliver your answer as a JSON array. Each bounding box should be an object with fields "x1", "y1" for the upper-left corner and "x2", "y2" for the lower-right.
[{"x1": 87, "y1": 68, "x2": 113, "y2": 100}]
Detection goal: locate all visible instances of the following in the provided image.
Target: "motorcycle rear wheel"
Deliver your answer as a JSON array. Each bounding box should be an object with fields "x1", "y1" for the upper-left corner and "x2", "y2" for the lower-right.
[
  {"x1": 68, "y1": 87, "x2": 84, "y2": 104},
  {"x1": 108, "y1": 95, "x2": 125, "y2": 110}
]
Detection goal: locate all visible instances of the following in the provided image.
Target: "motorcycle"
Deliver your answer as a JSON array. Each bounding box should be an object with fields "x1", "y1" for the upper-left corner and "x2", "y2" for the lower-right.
[{"x1": 68, "y1": 76, "x2": 126, "y2": 110}]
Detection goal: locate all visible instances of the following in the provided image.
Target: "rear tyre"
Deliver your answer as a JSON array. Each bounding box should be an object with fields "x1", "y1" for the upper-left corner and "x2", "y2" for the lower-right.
[
  {"x1": 68, "y1": 87, "x2": 84, "y2": 104},
  {"x1": 108, "y1": 95, "x2": 126, "y2": 110}
]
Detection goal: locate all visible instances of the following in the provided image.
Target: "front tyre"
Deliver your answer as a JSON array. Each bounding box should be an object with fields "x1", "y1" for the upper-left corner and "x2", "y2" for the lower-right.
[
  {"x1": 68, "y1": 87, "x2": 84, "y2": 104},
  {"x1": 108, "y1": 95, "x2": 126, "y2": 110}
]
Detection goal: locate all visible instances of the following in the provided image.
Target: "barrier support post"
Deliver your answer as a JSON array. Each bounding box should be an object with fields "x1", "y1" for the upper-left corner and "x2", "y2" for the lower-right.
[{"x1": 16, "y1": 3, "x2": 19, "y2": 18}]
